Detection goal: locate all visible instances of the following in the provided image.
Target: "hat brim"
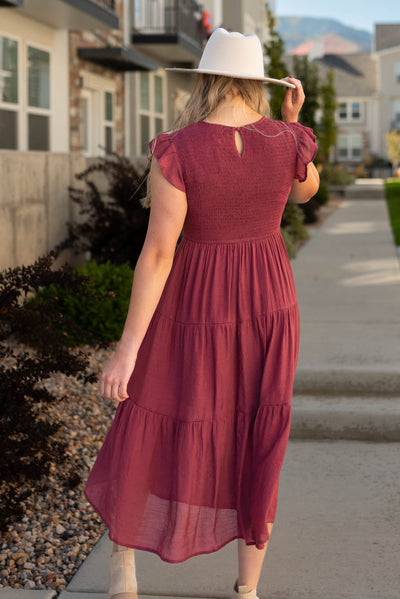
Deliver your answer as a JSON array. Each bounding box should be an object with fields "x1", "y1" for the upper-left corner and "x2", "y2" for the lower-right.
[{"x1": 165, "y1": 67, "x2": 296, "y2": 88}]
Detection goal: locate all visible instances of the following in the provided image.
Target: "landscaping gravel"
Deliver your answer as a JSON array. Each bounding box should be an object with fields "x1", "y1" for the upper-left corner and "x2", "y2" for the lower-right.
[
  {"x1": 0, "y1": 343, "x2": 117, "y2": 592},
  {"x1": 0, "y1": 197, "x2": 341, "y2": 592}
]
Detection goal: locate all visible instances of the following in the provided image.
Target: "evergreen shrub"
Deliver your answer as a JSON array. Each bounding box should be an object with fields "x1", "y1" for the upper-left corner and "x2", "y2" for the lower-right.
[
  {"x1": 281, "y1": 201, "x2": 309, "y2": 257},
  {"x1": 33, "y1": 260, "x2": 134, "y2": 345},
  {"x1": 320, "y1": 163, "x2": 354, "y2": 186}
]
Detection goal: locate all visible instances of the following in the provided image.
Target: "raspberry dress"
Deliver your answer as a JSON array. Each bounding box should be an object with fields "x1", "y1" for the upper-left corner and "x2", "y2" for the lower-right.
[{"x1": 84, "y1": 116, "x2": 318, "y2": 564}]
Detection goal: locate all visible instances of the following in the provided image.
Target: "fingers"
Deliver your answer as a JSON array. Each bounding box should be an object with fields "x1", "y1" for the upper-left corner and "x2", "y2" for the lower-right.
[
  {"x1": 281, "y1": 77, "x2": 305, "y2": 123},
  {"x1": 284, "y1": 77, "x2": 305, "y2": 104},
  {"x1": 100, "y1": 372, "x2": 130, "y2": 402}
]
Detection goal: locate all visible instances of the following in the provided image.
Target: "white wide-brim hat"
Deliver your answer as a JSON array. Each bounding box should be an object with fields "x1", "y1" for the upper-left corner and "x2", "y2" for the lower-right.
[{"x1": 166, "y1": 27, "x2": 295, "y2": 88}]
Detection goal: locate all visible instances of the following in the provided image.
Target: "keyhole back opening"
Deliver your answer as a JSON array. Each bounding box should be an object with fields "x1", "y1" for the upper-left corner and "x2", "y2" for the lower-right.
[{"x1": 234, "y1": 129, "x2": 244, "y2": 156}]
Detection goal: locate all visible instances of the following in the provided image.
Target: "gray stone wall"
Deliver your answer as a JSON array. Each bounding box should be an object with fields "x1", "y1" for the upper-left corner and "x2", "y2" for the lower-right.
[{"x1": 0, "y1": 152, "x2": 86, "y2": 270}]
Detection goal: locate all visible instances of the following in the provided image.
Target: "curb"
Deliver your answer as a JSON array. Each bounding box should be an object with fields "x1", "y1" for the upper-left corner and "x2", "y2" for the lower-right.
[
  {"x1": 0, "y1": 592, "x2": 56, "y2": 598},
  {"x1": 293, "y1": 367, "x2": 400, "y2": 396},
  {"x1": 290, "y1": 395, "x2": 400, "y2": 441}
]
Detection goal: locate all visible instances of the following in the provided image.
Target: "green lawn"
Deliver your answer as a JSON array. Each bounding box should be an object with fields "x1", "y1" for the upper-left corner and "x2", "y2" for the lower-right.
[{"x1": 384, "y1": 179, "x2": 400, "y2": 246}]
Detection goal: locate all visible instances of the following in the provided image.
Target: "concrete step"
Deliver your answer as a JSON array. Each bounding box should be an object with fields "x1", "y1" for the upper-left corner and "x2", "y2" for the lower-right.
[
  {"x1": 344, "y1": 184, "x2": 385, "y2": 199},
  {"x1": 290, "y1": 395, "x2": 400, "y2": 441},
  {"x1": 293, "y1": 366, "x2": 400, "y2": 396}
]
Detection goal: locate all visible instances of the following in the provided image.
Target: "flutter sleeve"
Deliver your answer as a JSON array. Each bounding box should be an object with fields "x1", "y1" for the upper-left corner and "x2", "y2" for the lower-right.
[
  {"x1": 148, "y1": 133, "x2": 186, "y2": 193},
  {"x1": 286, "y1": 122, "x2": 318, "y2": 183}
]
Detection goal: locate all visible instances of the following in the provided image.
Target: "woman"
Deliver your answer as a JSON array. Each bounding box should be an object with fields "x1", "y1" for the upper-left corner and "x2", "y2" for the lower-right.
[{"x1": 84, "y1": 28, "x2": 319, "y2": 599}]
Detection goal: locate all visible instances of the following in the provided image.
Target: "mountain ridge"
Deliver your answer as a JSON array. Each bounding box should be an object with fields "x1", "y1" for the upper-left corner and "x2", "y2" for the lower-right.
[{"x1": 277, "y1": 16, "x2": 372, "y2": 55}]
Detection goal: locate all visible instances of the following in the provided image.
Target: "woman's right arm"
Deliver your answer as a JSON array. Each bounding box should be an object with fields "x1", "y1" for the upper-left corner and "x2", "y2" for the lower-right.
[{"x1": 99, "y1": 156, "x2": 187, "y2": 402}]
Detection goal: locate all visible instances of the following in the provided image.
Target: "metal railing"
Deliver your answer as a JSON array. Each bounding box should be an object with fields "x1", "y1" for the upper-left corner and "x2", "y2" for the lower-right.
[
  {"x1": 390, "y1": 119, "x2": 400, "y2": 132},
  {"x1": 92, "y1": 0, "x2": 116, "y2": 11},
  {"x1": 134, "y1": 0, "x2": 203, "y2": 41}
]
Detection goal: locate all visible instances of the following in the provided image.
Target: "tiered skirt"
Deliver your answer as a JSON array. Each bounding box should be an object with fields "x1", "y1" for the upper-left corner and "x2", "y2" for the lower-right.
[{"x1": 84, "y1": 230, "x2": 300, "y2": 563}]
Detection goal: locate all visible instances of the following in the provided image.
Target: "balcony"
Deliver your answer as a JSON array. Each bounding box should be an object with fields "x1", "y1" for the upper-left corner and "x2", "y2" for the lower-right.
[
  {"x1": 0, "y1": 1, "x2": 24, "y2": 6},
  {"x1": 132, "y1": 0, "x2": 204, "y2": 64},
  {"x1": 1, "y1": 0, "x2": 119, "y2": 30},
  {"x1": 390, "y1": 119, "x2": 400, "y2": 133}
]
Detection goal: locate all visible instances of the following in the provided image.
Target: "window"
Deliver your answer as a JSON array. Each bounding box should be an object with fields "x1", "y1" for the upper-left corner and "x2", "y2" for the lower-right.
[
  {"x1": 137, "y1": 71, "x2": 165, "y2": 155},
  {"x1": 80, "y1": 73, "x2": 115, "y2": 156},
  {"x1": 396, "y1": 63, "x2": 400, "y2": 85},
  {"x1": 81, "y1": 93, "x2": 90, "y2": 153},
  {"x1": 338, "y1": 102, "x2": 347, "y2": 120},
  {"x1": 104, "y1": 90, "x2": 114, "y2": 153},
  {"x1": 0, "y1": 36, "x2": 52, "y2": 151},
  {"x1": 0, "y1": 35, "x2": 19, "y2": 149},
  {"x1": 391, "y1": 99, "x2": 400, "y2": 130},
  {"x1": 337, "y1": 134, "x2": 362, "y2": 160},
  {"x1": 350, "y1": 134, "x2": 362, "y2": 158},
  {"x1": 351, "y1": 101, "x2": 360, "y2": 119},
  {"x1": 337, "y1": 100, "x2": 362, "y2": 122},
  {"x1": 27, "y1": 45, "x2": 50, "y2": 150},
  {"x1": 135, "y1": 0, "x2": 165, "y2": 32},
  {"x1": 338, "y1": 135, "x2": 348, "y2": 158}
]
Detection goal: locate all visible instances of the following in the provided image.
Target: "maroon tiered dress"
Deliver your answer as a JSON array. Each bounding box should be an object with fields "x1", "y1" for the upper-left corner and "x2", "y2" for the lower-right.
[{"x1": 84, "y1": 116, "x2": 318, "y2": 563}]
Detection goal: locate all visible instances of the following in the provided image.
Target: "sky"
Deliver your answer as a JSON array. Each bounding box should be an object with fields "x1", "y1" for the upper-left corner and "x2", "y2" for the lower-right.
[{"x1": 276, "y1": 0, "x2": 400, "y2": 33}]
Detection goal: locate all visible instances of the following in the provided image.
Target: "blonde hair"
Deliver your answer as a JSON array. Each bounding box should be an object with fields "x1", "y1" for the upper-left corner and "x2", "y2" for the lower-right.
[{"x1": 141, "y1": 74, "x2": 270, "y2": 208}]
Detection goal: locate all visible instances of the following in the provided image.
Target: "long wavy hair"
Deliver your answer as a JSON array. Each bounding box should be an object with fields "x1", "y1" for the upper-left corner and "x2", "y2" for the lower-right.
[{"x1": 141, "y1": 74, "x2": 270, "y2": 208}]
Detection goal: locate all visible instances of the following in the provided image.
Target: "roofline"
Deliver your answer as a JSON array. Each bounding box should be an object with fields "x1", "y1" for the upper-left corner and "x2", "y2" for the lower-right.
[{"x1": 373, "y1": 44, "x2": 400, "y2": 57}]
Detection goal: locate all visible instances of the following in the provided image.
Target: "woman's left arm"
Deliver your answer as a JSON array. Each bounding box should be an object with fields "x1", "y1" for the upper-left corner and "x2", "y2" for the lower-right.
[
  {"x1": 287, "y1": 162, "x2": 320, "y2": 204},
  {"x1": 280, "y1": 77, "x2": 320, "y2": 203},
  {"x1": 99, "y1": 157, "x2": 187, "y2": 402}
]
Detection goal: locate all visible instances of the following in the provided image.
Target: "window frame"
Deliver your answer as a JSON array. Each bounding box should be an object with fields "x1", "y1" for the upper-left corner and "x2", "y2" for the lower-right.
[
  {"x1": 391, "y1": 98, "x2": 400, "y2": 130},
  {"x1": 337, "y1": 133, "x2": 363, "y2": 161},
  {"x1": 0, "y1": 32, "x2": 52, "y2": 151},
  {"x1": 0, "y1": 31, "x2": 21, "y2": 150},
  {"x1": 337, "y1": 99, "x2": 363, "y2": 123},
  {"x1": 136, "y1": 69, "x2": 166, "y2": 156},
  {"x1": 396, "y1": 62, "x2": 400, "y2": 85},
  {"x1": 103, "y1": 89, "x2": 114, "y2": 154},
  {"x1": 80, "y1": 71, "x2": 116, "y2": 157},
  {"x1": 26, "y1": 40, "x2": 51, "y2": 151}
]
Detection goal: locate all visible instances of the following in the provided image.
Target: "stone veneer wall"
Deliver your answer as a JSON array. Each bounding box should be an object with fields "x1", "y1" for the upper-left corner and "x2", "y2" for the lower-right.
[{"x1": 69, "y1": 0, "x2": 124, "y2": 154}]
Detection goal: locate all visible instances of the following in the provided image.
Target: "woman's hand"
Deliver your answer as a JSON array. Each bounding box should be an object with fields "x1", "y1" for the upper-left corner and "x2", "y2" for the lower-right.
[
  {"x1": 281, "y1": 77, "x2": 305, "y2": 123},
  {"x1": 99, "y1": 347, "x2": 137, "y2": 402}
]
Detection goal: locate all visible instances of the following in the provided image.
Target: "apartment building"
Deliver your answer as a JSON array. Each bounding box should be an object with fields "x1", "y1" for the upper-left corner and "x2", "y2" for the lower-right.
[{"x1": 0, "y1": 0, "x2": 276, "y2": 268}]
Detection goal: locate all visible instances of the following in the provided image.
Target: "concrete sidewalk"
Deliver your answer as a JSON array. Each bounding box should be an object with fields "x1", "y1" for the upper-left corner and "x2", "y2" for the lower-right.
[
  {"x1": 59, "y1": 440, "x2": 400, "y2": 599},
  {"x1": 292, "y1": 197, "x2": 400, "y2": 393},
  {"x1": 289, "y1": 195, "x2": 400, "y2": 441},
  {"x1": 2, "y1": 187, "x2": 400, "y2": 598}
]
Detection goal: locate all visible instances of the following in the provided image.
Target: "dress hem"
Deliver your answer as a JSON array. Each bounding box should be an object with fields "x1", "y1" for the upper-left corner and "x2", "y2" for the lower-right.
[
  {"x1": 106, "y1": 529, "x2": 274, "y2": 564},
  {"x1": 85, "y1": 491, "x2": 274, "y2": 564}
]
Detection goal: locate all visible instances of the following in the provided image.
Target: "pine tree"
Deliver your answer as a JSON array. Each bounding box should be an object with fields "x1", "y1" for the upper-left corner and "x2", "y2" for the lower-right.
[
  {"x1": 319, "y1": 69, "x2": 337, "y2": 161},
  {"x1": 264, "y1": 2, "x2": 287, "y2": 120},
  {"x1": 292, "y1": 55, "x2": 320, "y2": 129}
]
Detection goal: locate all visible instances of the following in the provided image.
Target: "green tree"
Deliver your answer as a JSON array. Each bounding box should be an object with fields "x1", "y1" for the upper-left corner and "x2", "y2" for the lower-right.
[
  {"x1": 264, "y1": 2, "x2": 287, "y2": 119},
  {"x1": 292, "y1": 55, "x2": 320, "y2": 129},
  {"x1": 385, "y1": 130, "x2": 400, "y2": 175},
  {"x1": 318, "y1": 69, "x2": 337, "y2": 161}
]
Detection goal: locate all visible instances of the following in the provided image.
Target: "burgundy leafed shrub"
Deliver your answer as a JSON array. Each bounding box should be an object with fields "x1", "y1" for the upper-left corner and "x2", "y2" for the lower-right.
[
  {"x1": 0, "y1": 252, "x2": 97, "y2": 533},
  {"x1": 61, "y1": 153, "x2": 149, "y2": 269}
]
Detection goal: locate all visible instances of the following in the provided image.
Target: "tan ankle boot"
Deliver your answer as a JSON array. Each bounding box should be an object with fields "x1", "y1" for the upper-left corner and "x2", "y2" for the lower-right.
[
  {"x1": 232, "y1": 579, "x2": 260, "y2": 599},
  {"x1": 107, "y1": 548, "x2": 138, "y2": 599}
]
